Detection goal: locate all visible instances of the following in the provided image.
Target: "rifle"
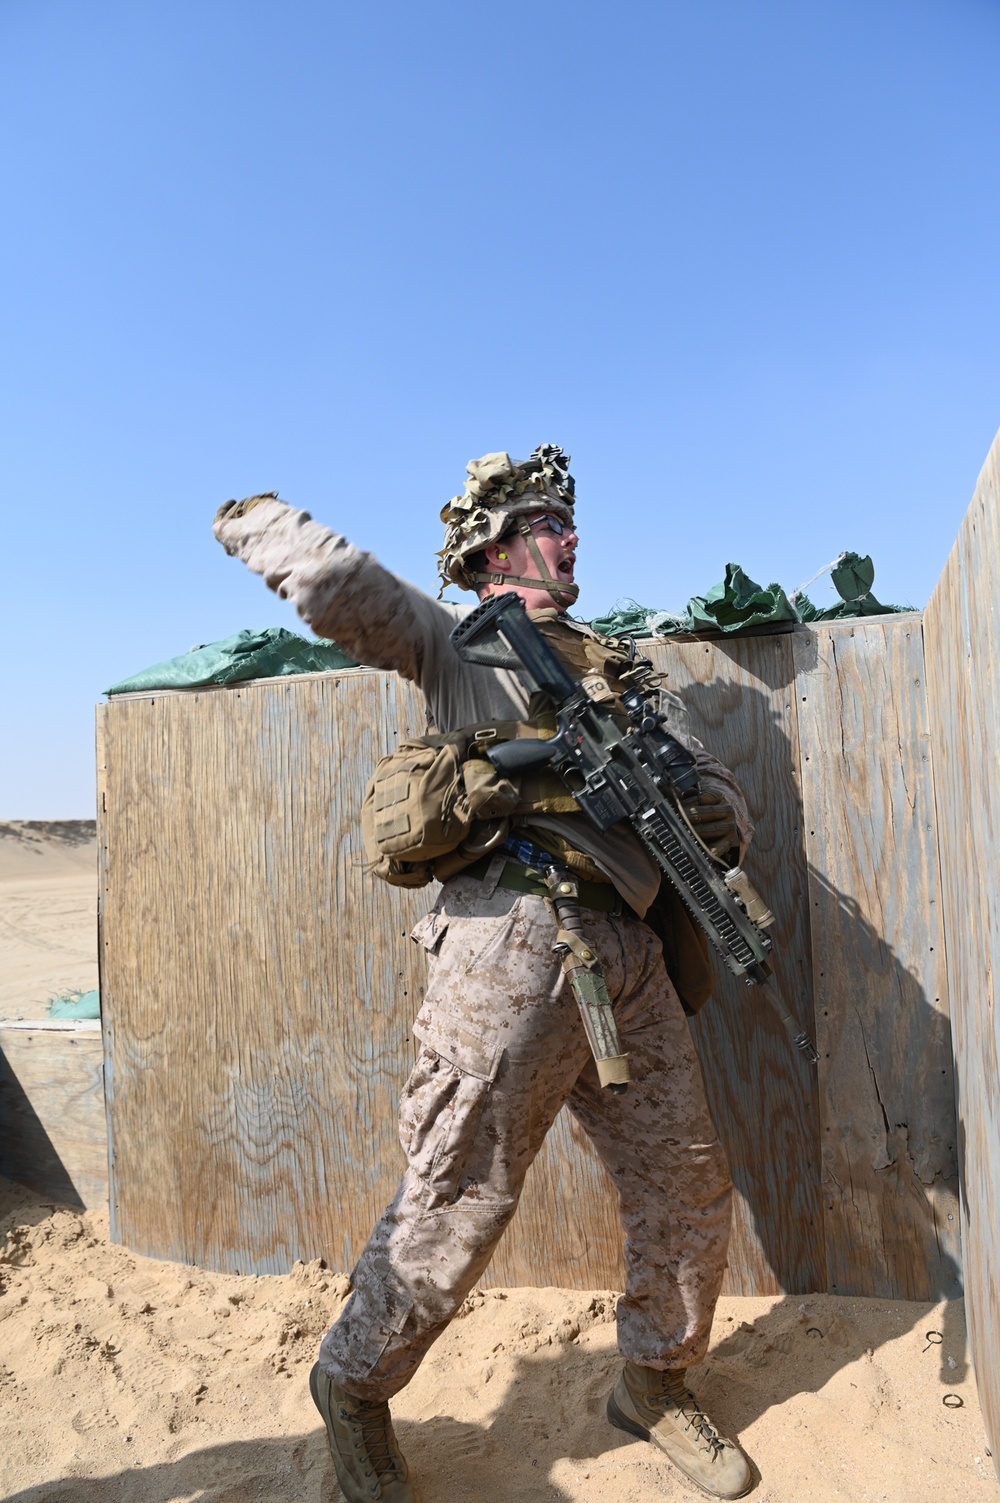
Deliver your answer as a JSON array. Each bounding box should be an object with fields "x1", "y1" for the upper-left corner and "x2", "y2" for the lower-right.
[{"x1": 450, "y1": 594, "x2": 818, "y2": 1066}]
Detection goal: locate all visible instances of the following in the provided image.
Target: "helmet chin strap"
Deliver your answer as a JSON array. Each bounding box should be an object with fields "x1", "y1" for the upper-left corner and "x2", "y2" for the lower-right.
[{"x1": 472, "y1": 516, "x2": 580, "y2": 606}]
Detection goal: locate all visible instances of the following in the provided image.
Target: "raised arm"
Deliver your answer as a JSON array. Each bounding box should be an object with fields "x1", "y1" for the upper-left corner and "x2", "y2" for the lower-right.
[{"x1": 214, "y1": 494, "x2": 457, "y2": 682}]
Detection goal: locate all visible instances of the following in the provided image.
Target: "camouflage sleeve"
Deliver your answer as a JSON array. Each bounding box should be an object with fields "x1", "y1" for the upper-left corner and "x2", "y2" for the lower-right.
[
  {"x1": 213, "y1": 497, "x2": 454, "y2": 680},
  {"x1": 652, "y1": 685, "x2": 755, "y2": 858}
]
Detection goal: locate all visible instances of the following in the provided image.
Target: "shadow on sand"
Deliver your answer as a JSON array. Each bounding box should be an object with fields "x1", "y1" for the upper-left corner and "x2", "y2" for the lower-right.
[{"x1": 1, "y1": 1291, "x2": 973, "y2": 1503}]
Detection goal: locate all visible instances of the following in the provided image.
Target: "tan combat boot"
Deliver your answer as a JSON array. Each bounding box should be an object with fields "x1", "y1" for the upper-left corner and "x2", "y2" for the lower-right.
[
  {"x1": 607, "y1": 1362, "x2": 752, "y2": 1499},
  {"x1": 310, "y1": 1363, "x2": 420, "y2": 1502}
]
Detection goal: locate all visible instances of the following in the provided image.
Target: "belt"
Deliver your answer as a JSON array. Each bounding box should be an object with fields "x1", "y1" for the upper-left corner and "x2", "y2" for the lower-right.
[{"x1": 463, "y1": 854, "x2": 635, "y2": 918}]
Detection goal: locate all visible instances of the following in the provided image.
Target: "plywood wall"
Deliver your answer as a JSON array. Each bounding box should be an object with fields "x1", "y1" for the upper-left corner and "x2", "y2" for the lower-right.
[
  {"x1": 923, "y1": 426, "x2": 1000, "y2": 1474},
  {"x1": 98, "y1": 671, "x2": 432, "y2": 1275},
  {"x1": 98, "y1": 615, "x2": 957, "y2": 1301},
  {"x1": 649, "y1": 620, "x2": 958, "y2": 1301},
  {"x1": 646, "y1": 633, "x2": 824, "y2": 1296},
  {"x1": 0, "y1": 1020, "x2": 107, "y2": 1208},
  {"x1": 793, "y1": 620, "x2": 959, "y2": 1300}
]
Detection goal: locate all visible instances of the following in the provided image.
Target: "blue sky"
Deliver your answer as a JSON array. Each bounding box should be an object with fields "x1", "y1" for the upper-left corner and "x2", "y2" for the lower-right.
[{"x1": 4, "y1": 0, "x2": 1000, "y2": 816}]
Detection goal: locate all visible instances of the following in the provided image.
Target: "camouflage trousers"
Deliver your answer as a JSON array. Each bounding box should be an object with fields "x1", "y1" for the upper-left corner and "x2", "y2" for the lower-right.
[{"x1": 319, "y1": 874, "x2": 733, "y2": 1401}]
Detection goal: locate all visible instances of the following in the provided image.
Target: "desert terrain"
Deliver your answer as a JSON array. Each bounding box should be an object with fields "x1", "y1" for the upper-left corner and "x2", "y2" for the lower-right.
[
  {"x1": 0, "y1": 822, "x2": 993, "y2": 1501},
  {"x1": 0, "y1": 822, "x2": 99, "y2": 1022}
]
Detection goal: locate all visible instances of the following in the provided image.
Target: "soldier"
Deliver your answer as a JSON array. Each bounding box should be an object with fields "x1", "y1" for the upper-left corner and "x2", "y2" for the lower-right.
[{"x1": 214, "y1": 445, "x2": 755, "y2": 1501}]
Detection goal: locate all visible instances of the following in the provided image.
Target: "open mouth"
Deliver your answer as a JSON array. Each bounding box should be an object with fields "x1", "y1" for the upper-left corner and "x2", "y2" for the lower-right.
[{"x1": 557, "y1": 554, "x2": 576, "y2": 579}]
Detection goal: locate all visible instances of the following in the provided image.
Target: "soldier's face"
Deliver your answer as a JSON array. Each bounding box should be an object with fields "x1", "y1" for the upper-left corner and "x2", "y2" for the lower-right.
[{"x1": 486, "y1": 511, "x2": 578, "y2": 611}]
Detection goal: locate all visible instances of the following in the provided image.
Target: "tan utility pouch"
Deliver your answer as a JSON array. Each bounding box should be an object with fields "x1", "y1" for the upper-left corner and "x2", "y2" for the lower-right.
[{"x1": 362, "y1": 725, "x2": 524, "y2": 888}]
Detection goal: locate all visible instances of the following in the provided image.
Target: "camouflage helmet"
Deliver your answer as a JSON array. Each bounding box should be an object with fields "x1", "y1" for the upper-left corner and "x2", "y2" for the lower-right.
[{"x1": 437, "y1": 443, "x2": 576, "y2": 596}]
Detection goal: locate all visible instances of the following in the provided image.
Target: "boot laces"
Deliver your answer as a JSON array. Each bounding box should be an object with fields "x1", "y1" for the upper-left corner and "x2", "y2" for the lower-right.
[
  {"x1": 657, "y1": 1374, "x2": 725, "y2": 1458},
  {"x1": 355, "y1": 1400, "x2": 403, "y2": 1480}
]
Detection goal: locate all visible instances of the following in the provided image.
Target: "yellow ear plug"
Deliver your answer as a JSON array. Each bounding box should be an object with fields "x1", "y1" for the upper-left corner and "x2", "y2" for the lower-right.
[{"x1": 498, "y1": 551, "x2": 507, "y2": 559}]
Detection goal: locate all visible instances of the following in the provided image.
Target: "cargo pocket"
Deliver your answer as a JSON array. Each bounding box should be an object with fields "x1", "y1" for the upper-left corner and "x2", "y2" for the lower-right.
[{"x1": 400, "y1": 1009, "x2": 504, "y2": 1199}]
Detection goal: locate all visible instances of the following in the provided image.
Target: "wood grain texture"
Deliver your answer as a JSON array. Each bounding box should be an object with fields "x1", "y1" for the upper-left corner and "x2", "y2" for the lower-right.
[
  {"x1": 0, "y1": 1021, "x2": 108, "y2": 1208},
  {"x1": 99, "y1": 626, "x2": 957, "y2": 1301},
  {"x1": 793, "y1": 618, "x2": 960, "y2": 1300},
  {"x1": 924, "y1": 426, "x2": 1000, "y2": 1474},
  {"x1": 646, "y1": 634, "x2": 825, "y2": 1296},
  {"x1": 99, "y1": 670, "x2": 433, "y2": 1275}
]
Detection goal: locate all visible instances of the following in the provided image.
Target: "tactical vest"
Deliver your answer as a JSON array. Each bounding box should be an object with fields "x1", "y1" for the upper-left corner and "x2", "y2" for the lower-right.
[
  {"x1": 513, "y1": 612, "x2": 640, "y2": 818},
  {"x1": 514, "y1": 613, "x2": 713, "y2": 1015}
]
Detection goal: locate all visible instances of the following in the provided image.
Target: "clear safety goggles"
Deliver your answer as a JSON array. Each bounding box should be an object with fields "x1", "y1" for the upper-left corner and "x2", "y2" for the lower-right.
[{"x1": 515, "y1": 513, "x2": 569, "y2": 538}]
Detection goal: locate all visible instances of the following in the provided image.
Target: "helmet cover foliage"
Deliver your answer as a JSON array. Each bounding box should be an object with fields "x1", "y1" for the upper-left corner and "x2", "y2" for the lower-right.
[{"x1": 437, "y1": 443, "x2": 576, "y2": 593}]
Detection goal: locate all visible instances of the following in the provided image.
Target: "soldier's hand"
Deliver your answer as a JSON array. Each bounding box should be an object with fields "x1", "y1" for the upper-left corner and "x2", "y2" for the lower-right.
[
  {"x1": 686, "y1": 790, "x2": 738, "y2": 858},
  {"x1": 214, "y1": 491, "x2": 280, "y2": 526}
]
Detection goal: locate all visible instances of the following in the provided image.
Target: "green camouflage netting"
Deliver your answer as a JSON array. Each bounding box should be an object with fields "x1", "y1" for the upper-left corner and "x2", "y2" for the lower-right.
[
  {"x1": 591, "y1": 552, "x2": 911, "y2": 638},
  {"x1": 106, "y1": 554, "x2": 909, "y2": 695},
  {"x1": 105, "y1": 627, "x2": 359, "y2": 696}
]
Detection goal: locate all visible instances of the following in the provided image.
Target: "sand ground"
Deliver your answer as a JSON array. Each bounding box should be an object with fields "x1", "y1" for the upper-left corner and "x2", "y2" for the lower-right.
[
  {"x1": 0, "y1": 822, "x2": 995, "y2": 1501},
  {"x1": 0, "y1": 822, "x2": 99, "y2": 1021},
  {"x1": 0, "y1": 1175, "x2": 992, "y2": 1503}
]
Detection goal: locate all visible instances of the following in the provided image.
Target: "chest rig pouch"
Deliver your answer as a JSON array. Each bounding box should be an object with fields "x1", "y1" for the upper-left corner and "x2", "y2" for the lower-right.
[{"x1": 362, "y1": 723, "x2": 536, "y2": 888}]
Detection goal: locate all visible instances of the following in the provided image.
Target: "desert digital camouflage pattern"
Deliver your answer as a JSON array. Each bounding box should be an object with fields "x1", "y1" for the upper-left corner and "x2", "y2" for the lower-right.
[{"x1": 319, "y1": 877, "x2": 733, "y2": 1401}]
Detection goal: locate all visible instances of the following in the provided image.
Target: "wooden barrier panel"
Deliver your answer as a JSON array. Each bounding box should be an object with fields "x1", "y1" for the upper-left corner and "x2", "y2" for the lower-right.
[
  {"x1": 924, "y1": 427, "x2": 1000, "y2": 1473},
  {"x1": 794, "y1": 618, "x2": 960, "y2": 1300},
  {"x1": 97, "y1": 617, "x2": 958, "y2": 1301},
  {"x1": 0, "y1": 1020, "x2": 108, "y2": 1209},
  {"x1": 645, "y1": 633, "x2": 824, "y2": 1296},
  {"x1": 98, "y1": 671, "x2": 432, "y2": 1275}
]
